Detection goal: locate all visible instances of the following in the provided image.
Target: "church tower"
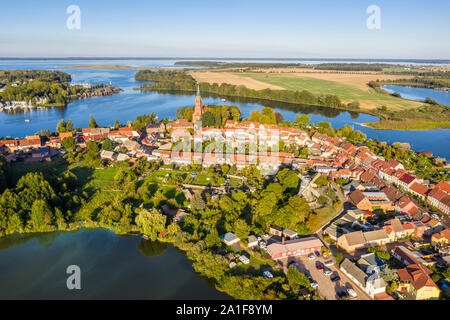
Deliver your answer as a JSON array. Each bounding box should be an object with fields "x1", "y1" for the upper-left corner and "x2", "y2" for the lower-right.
[{"x1": 192, "y1": 85, "x2": 204, "y2": 122}]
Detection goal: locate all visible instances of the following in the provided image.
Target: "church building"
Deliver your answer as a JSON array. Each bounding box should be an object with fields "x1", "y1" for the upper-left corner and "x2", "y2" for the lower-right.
[{"x1": 192, "y1": 85, "x2": 206, "y2": 123}]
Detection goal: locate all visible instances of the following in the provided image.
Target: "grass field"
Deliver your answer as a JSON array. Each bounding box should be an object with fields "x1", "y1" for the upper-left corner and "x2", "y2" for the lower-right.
[
  {"x1": 364, "y1": 119, "x2": 450, "y2": 130},
  {"x1": 10, "y1": 157, "x2": 67, "y2": 183},
  {"x1": 307, "y1": 204, "x2": 341, "y2": 233},
  {"x1": 240, "y1": 73, "x2": 423, "y2": 111}
]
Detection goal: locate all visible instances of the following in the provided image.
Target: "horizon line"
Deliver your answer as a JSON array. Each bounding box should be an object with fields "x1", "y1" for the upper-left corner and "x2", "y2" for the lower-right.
[{"x1": 0, "y1": 57, "x2": 449, "y2": 62}]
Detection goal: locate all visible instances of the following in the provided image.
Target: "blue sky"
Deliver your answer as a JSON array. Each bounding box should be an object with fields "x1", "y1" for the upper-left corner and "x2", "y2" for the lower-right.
[{"x1": 0, "y1": 0, "x2": 449, "y2": 58}]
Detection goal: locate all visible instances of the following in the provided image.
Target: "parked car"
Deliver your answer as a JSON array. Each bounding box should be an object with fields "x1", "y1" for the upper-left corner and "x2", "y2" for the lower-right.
[
  {"x1": 288, "y1": 261, "x2": 299, "y2": 268},
  {"x1": 337, "y1": 291, "x2": 349, "y2": 299},
  {"x1": 315, "y1": 251, "x2": 321, "y2": 258},
  {"x1": 263, "y1": 271, "x2": 273, "y2": 279},
  {"x1": 324, "y1": 268, "x2": 332, "y2": 276},
  {"x1": 330, "y1": 273, "x2": 340, "y2": 282},
  {"x1": 324, "y1": 260, "x2": 334, "y2": 267},
  {"x1": 316, "y1": 261, "x2": 324, "y2": 270},
  {"x1": 310, "y1": 281, "x2": 319, "y2": 289},
  {"x1": 308, "y1": 253, "x2": 315, "y2": 260},
  {"x1": 347, "y1": 288, "x2": 357, "y2": 298}
]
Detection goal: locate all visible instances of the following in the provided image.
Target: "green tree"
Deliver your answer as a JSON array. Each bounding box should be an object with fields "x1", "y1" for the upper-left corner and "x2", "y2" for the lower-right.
[
  {"x1": 101, "y1": 139, "x2": 114, "y2": 151},
  {"x1": 66, "y1": 119, "x2": 74, "y2": 131},
  {"x1": 61, "y1": 137, "x2": 76, "y2": 152},
  {"x1": 56, "y1": 119, "x2": 67, "y2": 133},
  {"x1": 233, "y1": 219, "x2": 250, "y2": 240},
  {"x1": 277, "y1": 169, "x2": 300, "y2": 191},
  {"x1": 201, "y1": 111, "x2": 216, "y2": 127},
  {"x1": 191, "y1": 194, "x2": 206, "y2": 211},
  {"x1": 167, "y1": 221, "x2": 181, "y2": 236},
  {"x1": 29, "y1": 199, "x2": 53, "y2": 231},
  {"x1": 335, "y1": 253, "x2": 343, "y2": 266},
  {"x1": 88, "y1": 115, "x2": 98, "y2": 128},
  {"x1": 287, "y1": 266, "x2": 310, "y2": 289},
  {"x1": 135, "y1": 209, "x2": 167, "y2": 241},
  {"x1": 205, "y1": 228, "x2": 221, "y2": 248}
]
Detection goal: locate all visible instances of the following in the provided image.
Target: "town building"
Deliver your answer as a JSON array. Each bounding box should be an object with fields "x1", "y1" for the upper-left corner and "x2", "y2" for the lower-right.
[
  {"x1": 266, "y1": 237, "x2": 323, "y2": 260},
  {"x1": 222, "y1": 232, "x2": 240, "y2": 246},
  {"x1": 397, "y1": 263, "x2": 440, "y2": 300},
  {"x1": 340, "y1": 258, "x2": 388, "y2": 299},
  {"x1": 348, "y1": 190, "x2": 394, "y2": 212}
]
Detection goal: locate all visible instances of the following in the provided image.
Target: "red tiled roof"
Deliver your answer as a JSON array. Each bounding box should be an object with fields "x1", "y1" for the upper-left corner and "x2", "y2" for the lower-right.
[
  {"x1": 399, "y1": 173, "x2": 416, "y2": 185},
  {"x1": 436, "y1": 181, "x2": 450, "y2": 194},
  {"x1": 397, "y1": 264, "x2": 438, "y2": 291},
  {"x1": 433, "y1": 229, "x2": 450, "y2": 241},
  {"x1": 409, "y1": 182, "x2": 430, "y2": 197}
]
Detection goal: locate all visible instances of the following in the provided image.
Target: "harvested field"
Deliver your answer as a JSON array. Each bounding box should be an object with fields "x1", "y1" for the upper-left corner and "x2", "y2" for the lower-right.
[
  {"x1": 239, "y1": 72, "x2": 423, "y2": 111},
  {"x1": 189, "y1": 71, "x2": 284, "y2": 90}
]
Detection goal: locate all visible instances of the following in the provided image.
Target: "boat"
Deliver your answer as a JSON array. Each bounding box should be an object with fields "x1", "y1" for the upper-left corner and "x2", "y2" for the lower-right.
[
  {"x1": 221, "y1": 98, "x2": 226, "y2": 102},
  {"x1": 25, "y1": 119, "x2": 30, "y2": 123}
]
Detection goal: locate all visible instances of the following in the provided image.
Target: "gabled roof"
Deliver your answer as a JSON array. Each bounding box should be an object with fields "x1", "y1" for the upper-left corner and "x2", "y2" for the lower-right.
[
  {"x1": 436, "y1": 181, "x2": 450, "y2": 194},
  {"x1": 384, "y1": 218, "x2": 404, "y2": 233},
  {"x1": 397, "y1": 264, "x2": 439, "y2": 291},
  {"x1": 363, "y1": 229, "x2": 389, "y2": 242},
  {"x1": 223, "y1": 232, "x2": 239, "y2": 243},
  {"x1": 432, "y1": 229, "x2": 450, "y2": 241},
  {"x1": 341, "y1": 230, "x2": 366, "y2": 246},
  {"x1": 341, "y1": 259, "x2": 367, "y2": 286},
  {"x1": 399, "y1": 173, "x2": 416, "y2": 185},
  {"x1": 409, "y1": 182, "x2": 430, "y2": 197},
  {"x1": 348, "y1": 190, "x2": 366, "y2": 206}
]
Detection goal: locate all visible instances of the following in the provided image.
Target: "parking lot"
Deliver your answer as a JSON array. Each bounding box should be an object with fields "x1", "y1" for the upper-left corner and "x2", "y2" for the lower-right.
[{"x1": 284, "y1": 255, "x2": 370, "y2": 300}]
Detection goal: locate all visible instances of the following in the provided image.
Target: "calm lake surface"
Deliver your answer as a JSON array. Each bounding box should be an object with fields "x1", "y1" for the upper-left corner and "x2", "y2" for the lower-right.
[
  {"x1": 0, "y1": 59, "x2": 449, "y2": 159},
  {"x1": 0, "y1": 229, "x2": 230, "y2": 300},
  {"x1": 382, "y1": 85, "x2": 450, "y2": 106}
]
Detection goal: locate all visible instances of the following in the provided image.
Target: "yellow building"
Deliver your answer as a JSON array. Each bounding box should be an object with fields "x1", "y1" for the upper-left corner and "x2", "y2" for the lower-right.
[
  {"x1": 431, "y1": 229, "x2": 450, "y2": 247},
  {"x1": 397, "y1": 264, "x2": 441, "y2": 300}
]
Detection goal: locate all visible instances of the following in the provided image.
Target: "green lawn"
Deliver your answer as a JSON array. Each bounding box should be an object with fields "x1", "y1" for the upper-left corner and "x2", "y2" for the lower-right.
[
  {"x1": 146, "y1": 169, "x2": 225, "y2": 187},
  {"x1": 308, "y1": 204, "x2": 341, "y2": 233},
  {"x1": 10, "y1": 157, "x2": 67, "y2": 183},
  {"x1": 240, "y1": 73, "x2": 421, "y2": 111},
  {"x1": 92, "y1": 167, "x2": 120, "y2": 181}
]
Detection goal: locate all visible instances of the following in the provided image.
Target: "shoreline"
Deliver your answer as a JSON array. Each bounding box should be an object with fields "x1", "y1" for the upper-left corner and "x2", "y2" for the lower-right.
[
  {"x1": 57, "y1": 65, "x2": 179, "y2": 71},
  {"x1": 358, "y1": 121, "x2": 450, "y2": 131}
]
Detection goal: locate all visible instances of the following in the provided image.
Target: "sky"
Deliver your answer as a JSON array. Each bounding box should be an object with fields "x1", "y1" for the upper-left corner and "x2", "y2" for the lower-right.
[{"x1": 0, "y1": 0, "x2": 449, "y2": 59}]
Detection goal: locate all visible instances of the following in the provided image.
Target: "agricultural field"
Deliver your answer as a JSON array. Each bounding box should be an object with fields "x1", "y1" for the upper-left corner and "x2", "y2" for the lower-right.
[
  {"x1": 189, "y1": 70, "x2": 284, "y2": 90},
  {"x1": 239, "y1": 72, "x2": 423, "y2": 111}
]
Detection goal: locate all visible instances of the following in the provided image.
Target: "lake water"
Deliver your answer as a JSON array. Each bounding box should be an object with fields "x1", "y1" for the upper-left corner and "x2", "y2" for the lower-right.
[
  {"x1": 0, "y1": 59, "x2": 449, "y2": 159},
  {"x1": 382, "y1": 85, "x2": 450, "y2": 106},
  {"x1": 0, "y1": 229, "x2": 230, "y2": 300}
]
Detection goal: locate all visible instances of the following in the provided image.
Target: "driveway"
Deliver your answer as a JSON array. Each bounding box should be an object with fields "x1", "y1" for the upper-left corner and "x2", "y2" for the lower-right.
[{"x1": 284, "y1": 255, "x2": 370, "y2": 300}]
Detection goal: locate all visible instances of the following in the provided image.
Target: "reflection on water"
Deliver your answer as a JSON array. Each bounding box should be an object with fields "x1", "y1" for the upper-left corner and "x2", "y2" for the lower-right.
[
  {"x1": 0, "y1": 229, "x2": 230, "y2": 300},
  {"x1": 137, "y1": 239, "x2": 168, "y2": 258},
  {"x1": 382, "y1": 85, "x2": 450, "y2": 106}
]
